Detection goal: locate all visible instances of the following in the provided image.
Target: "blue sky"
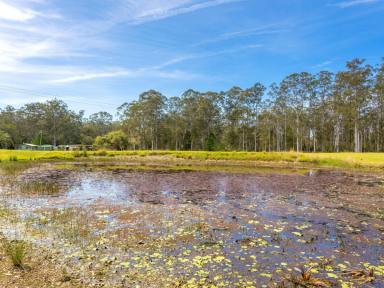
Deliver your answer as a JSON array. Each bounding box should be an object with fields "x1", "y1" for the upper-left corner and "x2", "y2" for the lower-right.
[{"x1": 0, "y1": 0, "x2": 383, "y2": 115}]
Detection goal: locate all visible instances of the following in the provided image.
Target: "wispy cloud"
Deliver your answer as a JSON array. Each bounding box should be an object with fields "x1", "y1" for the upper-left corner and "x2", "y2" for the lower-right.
[
  {"x1": 155, "y1": 44, "x2": 264, "y2": 70},
  {"x1": 333, "y1": 0, "x2": 379, "y2": 8},
  {"x1": 0, "y1": 0, "x2": 239, "y2": 87},
  {"x1": 114, "y1": 0, "x2": 243, "y2": 25},
  {"x1": 192, "y1": 23, "x2": 291, "y2": 47},
  {"x1": 48, "y1": 70, "x2": 133, "y2": 84},
  {"x1": 47, "y1": 67, "x2": 197, "y2": 84},
  {"x1": 311, "y1": 60, "x2": 333, "y2": 69}
]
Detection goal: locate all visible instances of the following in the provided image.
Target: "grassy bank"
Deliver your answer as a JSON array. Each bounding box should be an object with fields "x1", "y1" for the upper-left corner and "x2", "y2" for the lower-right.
[{"x1": 0, "y1": 150, "x2": 384, "y2": 170}]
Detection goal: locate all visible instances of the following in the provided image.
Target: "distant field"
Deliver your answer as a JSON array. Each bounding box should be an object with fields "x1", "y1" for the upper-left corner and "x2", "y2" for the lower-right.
[{"x1": 1, "y1": 149, "x2": 384, "y2": 170}]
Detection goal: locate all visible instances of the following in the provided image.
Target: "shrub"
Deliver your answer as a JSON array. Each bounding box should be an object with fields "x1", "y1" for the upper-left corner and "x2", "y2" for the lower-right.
[{"x1": 94, "y1": 130, "x2": 129, "y2": 150}]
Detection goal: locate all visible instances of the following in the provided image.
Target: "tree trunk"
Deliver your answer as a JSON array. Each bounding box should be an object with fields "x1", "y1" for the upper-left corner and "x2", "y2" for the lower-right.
[
  {"x1": 254, "y1": 113, "x2": 258, "y2": 152},
  {"x1": 296, "y1": 114, "x2": 300, "y2": 152},
  {"x1": 354, "y1": 121, "x2": 360, "y2": 152},
  {"x1": 334, "y1": 116, "x2": 341, "y2": 152}
]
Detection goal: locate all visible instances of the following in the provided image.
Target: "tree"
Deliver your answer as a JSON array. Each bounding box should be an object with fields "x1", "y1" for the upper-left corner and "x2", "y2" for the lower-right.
[
  {"x1": 281, "y1": 72, "x2": 315, "y2": 152},
  {"x1": 242, "y1": 83, "x2": 265, "y2": 151},
  {"x1": 119, "y1": 90, "x2": 166, "y2": 150},
  {"x1": 81, "y1": 112, "x2": 113, "y2": 144},
  {"x1": 334, "y1": 59, "x2": 372, "y2": 152},
  {"x1": 0, "y1": 130, "x2": 12, "y2": 149}
]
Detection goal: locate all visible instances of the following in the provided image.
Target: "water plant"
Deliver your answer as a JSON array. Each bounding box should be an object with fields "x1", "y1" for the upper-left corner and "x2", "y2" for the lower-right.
[{"x1": 18, "y1": 181, "x2": 60, "y2": 195}]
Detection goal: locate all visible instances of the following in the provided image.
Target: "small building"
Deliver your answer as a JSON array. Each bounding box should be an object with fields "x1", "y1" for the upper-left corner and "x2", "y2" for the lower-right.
[
  {"x1": 57, "y1": 145, "x2": 93, "y2": 151},
  {"x1": 17, "y1": 143, "x2": 54, "y2": 151}
]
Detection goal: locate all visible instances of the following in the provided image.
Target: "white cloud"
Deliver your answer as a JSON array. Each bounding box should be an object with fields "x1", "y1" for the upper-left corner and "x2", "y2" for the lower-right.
[
  {"x1": 48, "y1": 70, "x2": 133, "y2": 84},
  {"x1": 48, "y1": 67, "x2": 197, "y2": 84},
  {"x1": 0, "y1": 1, "x2": 37, "y2": 21},
  {"x1": 334, "y1": 0, "x2": 379, "y2": 8}
]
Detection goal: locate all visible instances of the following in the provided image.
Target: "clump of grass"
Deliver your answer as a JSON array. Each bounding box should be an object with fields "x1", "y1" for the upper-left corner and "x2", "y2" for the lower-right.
[
  {"x1": 94, "y1": 150, "x2": 107, "y2": 156},
  {"x1": 4, "y1": 240, "x2": 28, "y2": 268},
  {"x1": 72, "y1": 150, "x2": 88, "y2": 158},
  {"x1": 0, "y1": 161, "x2": 34, "y2": 176},
  {"x1": 18, "y1": 181, "x2": 60, "y2": 195},
  {"x1": 0, "y1": 204, "x2": 13, "y2": 218},
  {"x1": 9, "y1": 155, "x2": 18, "y2": 161},
  {"x1": 49, "y1": 208, "x2": 91, "y2": 245}
]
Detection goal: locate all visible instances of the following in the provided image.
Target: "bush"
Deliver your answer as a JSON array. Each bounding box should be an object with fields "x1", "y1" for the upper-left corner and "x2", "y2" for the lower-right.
[{"x1": 94, "y1": 130, "x2": 129, "y2": 150}]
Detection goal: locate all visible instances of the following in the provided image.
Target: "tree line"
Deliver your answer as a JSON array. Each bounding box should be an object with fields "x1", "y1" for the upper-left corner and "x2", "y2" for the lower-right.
[{"x1": 1, "y1": 58, "x2": 383, "y2": 152}]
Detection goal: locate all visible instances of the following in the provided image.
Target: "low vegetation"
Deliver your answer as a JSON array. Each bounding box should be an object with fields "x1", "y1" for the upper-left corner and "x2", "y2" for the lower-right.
[
  {"x1": 18, "y1": 181, "x2": 60, "y2": 195},
  {"x1": 1, "y1": 149, "x2": 384, "y2": 170},
  {"x1": 4, "y1": 240, "x2": 27, "y2": 268}
]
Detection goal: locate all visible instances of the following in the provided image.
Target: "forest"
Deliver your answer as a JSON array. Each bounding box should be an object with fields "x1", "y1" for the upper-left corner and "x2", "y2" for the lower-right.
[{"x1": 1, "y1": 58, "x2": 383, "y2": 152}]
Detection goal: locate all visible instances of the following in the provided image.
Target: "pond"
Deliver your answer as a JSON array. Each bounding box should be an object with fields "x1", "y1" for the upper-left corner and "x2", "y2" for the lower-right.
[{"x1": 1, "y1": 164, "x2": 383, "y2": 287}]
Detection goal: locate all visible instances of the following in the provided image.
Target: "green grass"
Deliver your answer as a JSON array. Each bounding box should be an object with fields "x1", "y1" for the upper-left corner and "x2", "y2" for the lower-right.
[
  {"x1": 0, "y1": 150, "x2": 75, "y2": 161},
  {"x1": 4, "y1": 240, "x2": 28, "y2": 268},
  {"x1": 1, "y1": 149, "x2": 384, "y2": 170}
]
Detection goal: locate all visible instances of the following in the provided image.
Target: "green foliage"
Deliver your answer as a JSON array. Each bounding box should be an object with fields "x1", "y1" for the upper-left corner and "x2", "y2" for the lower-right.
[
  {"x1": 4, "y1": 240, "x2": 27, "y2": 268},
  {"x1": 206, "y1": 133, "x2": 217, "y2": 151},
  {"x1": 94, "y1": 130, "x2": 129, "y2": 150},
  {"x1": 0, "y1": 130, "x2": 12, "y2": 149}
]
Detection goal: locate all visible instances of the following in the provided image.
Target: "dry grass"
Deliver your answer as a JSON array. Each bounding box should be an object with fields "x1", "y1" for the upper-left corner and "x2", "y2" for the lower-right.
[{"x1": 0, "y1": 237, "x2": 80, "y2": 287}]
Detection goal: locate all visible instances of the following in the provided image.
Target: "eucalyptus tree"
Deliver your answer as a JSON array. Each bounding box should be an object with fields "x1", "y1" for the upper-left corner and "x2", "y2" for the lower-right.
[
  {"x1": 81, "y1": 111, "x2": 113, "y2": 144},
  {"x1": 373, "y1": 59, "x2": 384, "y2": 151},
  {"x1": 139, "y1": 90, "x2": 167, "y2": 150},
  {"x1": 268, "y1": 83, "x2": 287, "y2": 151},
  {"x1": 179, "y1": 89, "x2": 201, "y2": 150},
  {"x1": 334, "y1": 59, "x2": 372, "y2": 152},
  {"x1": 120, "y1": 101, "x2": 144, "y2": 149},
  {"x1": 313, "y1": 71, "x2": 334, "y2": 151},
  {"x1": 197, "y1": 91, "x2": 223, "y2": 150},
  {"x1": 223, "y1": 86, "x2": 246, "y2": 150},
  {"x1": 242, "y1": 83, "x2": 266, "y2": 151},
  {"x1": 281, "y1": 72, "x2": 316, "y2": 151},
  {"x1": 0, "y1": 130, "x2": 12, "y2": 148},
  {"x1": 165, "y1": 96, "x2": 184, "y2": 150},
  {"x1": 0, "y1": 106, "x2": 23, "y2": 145}
]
